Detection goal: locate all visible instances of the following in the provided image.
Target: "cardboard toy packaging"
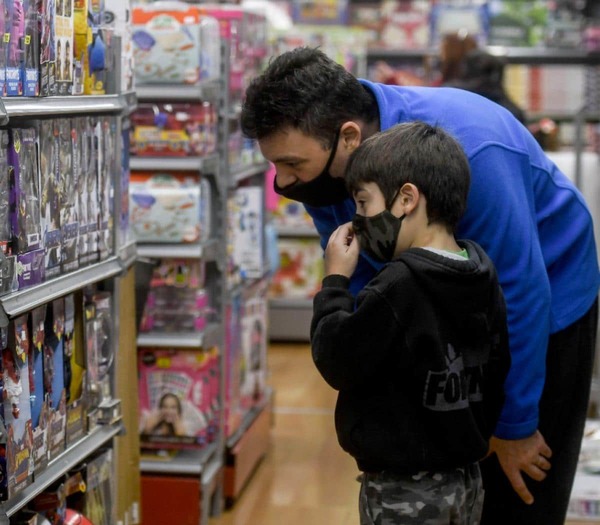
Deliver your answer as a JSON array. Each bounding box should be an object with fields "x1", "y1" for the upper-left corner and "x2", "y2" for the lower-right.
[
  {"x1": 73, "y1": 0, "x2": 105, "y2": 94},
  {"x1": 4, "y1": 315, "x2": 35, "y2": 499},
  {"x1": 64, "y1": 292, "x2": 86, "y2": 445},
  {"x1": 28, "y1": 305, "x2": 50, "y2": 474},
  {"x1": 0, "y1": 129, "x2": 17, "y2": 297},
  {"x1": 138, "y1": 346, "x2": 215, "y2": 448},
  {"x1": 44, "y1": 298, "x2": 67, "y2": 460},
  {"x1": 39, "y1": 120, "x2": 62, "y2": 281},
  {"x1": 132, "y1": 3, "x2": 202, "y2": 85},
  {"x1": 98, "y1": 117, "x2": 114, "y2": 261},
  {"x1": 23, "y1": 0, "x2": 41, "y2": 96},
  {"x1": 40, "y1": 0, "x2": 73, "y2": 95},
  {"x1": 60, "y1": 118, "x2": 79, "y2": 274},
  {"x1": 5, "y1": 0, "x2": 24, "y2": 96},
  {"x1": 9, "y1": 128, "x2": 45, "y2": 290}
]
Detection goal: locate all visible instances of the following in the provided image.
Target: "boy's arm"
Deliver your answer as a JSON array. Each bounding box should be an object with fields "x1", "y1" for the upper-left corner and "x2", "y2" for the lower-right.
[{"x1": 311, "y1": 223, "x2": 400, "y2": 390}]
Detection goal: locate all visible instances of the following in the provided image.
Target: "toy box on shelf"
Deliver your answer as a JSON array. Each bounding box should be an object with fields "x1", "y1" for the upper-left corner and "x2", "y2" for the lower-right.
[
  {"x1": 139, "y1": 258, "x2": 209, "y2": 334},
  {"x1": 130, "y1": 102, "x2": 218, "y2": 158},
  {"x1": 3, "y1": 316, "x2": 35, "y2": 499},
  {"x1": 137, "y1": 345, "x2": 220, "y2": 449},
  {"x1": 129, "y1": 172, "x2": 212, "y2": 245}
]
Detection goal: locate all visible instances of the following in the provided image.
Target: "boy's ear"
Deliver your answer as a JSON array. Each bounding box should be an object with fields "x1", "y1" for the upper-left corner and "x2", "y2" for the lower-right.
[
  {"x1": 340, "y1": 121, "x2": 362, "y2": 151},
  {"x1": 398, "y1": 183, "x2": 420, "y2": 214}
]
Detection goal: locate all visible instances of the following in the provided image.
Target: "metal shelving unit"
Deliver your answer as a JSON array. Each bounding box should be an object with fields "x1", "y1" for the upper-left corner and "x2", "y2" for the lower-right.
[
  {"x1": 137, "y1": 322, "x2": 221, "y2": 349},
  {"x1": 130, "y1": 155, "x2": 220, "y2": 174},
  {"x1": 0, "y1": 91, "x2": 137, "y2": 524}
]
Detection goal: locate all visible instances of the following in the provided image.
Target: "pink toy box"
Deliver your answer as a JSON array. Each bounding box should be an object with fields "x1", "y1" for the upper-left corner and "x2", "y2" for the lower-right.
[{"x1": 138, "y1": 346, "x2": 219, "y2": 449}]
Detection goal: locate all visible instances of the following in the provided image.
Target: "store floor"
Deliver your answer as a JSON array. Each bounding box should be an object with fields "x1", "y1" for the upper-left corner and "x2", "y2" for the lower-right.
[{"x1": 208, "y1": 342, "x2": 594, "y2": 525}]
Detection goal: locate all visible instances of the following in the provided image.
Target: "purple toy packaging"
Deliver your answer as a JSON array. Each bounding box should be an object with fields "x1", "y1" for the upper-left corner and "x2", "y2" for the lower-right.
[
  {"x1": 0, "y1": 129, "x2": 17, "y2": 297},
  {"x1": 39, "y1": 120, "x2": 62, "y2": 281},
  {"x1": 80, "y1": 117, "x2": 99, "y2": 266},
  {"x1": 40, "y1": 0, "x2": 56, "y2": 95},
  {"x1": 9, "y1": 128, "x2": 45, "y2": 290},
  {"x1": 23, "y1": 0, "x2": 40, "y2": 96},
  {"x1": 4, "y1": 315, "x2": 34, "y2": 499},
  {"x1": 5, "y1": 0, "x2": 24, "y2": 96},
  {"x1": 59, "y1": 118, "x2": 79, "y2": 274}
]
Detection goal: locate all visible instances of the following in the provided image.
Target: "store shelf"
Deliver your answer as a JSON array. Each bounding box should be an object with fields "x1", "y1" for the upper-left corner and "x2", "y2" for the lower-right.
[
  {"x1": 229, "y1": 162, "x2": 270, "y2": 187},
  {"x1": 268, "y1": 298, "x2": 313, "y2": 342},
  {"x1": 130, "y1": 155, "x2": 220, "y2": 174},
  {"x1": 137, "y1": 322, "x2": 221, "y2": 349},
  {"x1": 276, "y1": 225, "x2": 319, "y2": 238},
  {"x1": 366, "y1": 46, "x2": 600, "y2": 65},
  {"x1": 140, "y1": 442, "x2": 219, "y2": 476},
  {"x1": 3, "y1": 423, "x2": 123, "y2": 518},
  {"x1": 1, "y1": 92, "x2": 137, "y2": 119},
  {"x1": 226, "y1": 388, "x2": 272, "y2": 448},
  {"x1": 0, "y1": 256, "x2": 123, "y2": 318},
  {"x1": 136, "y1": 239, "x2": 219, "y2": 261},
  {"x1": 135, "y1": 81, "x2": 221, "y2": 103},
  {"x1": 118, "y1": 240, "x2": 139, "y2": 270}
]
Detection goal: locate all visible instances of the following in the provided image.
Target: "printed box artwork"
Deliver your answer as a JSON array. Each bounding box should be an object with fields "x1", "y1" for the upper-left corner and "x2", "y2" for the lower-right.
[
  {"x1": 230, "y1": 186, "x2": 264, "y2": 280},
  {"x1": 129, "y1": 173, "x2": 211, "y2": 244},
  {"x1": 64, "y1": 293, "x2": 86, "y2": 445},
  {"x1": 59, "y1": 118, "x2": 79, "y2": 274},
  {"x1": 269, "y1": 237, "x2": 324, "y2": 299},
  {"x1": 39, "y1": 120, "x2": 63, "y2": 280},
  {"x1": 28, "y1": 305, "x2": 50, "y2": 474},
  {"x1": 138, "y1": 347, "x2": 218, "y2": 448},
  {"x1": 9, "y1": 128, "x2": 45, "y2": 290},
  {"x1": 132, "y1": 4, "x2": 202, "y2": 85},
  {"x1": 239, "y1": 282, "x2": 268, "y2": 409},
  {"x1": 4, "y1": 315, "x2": 34, "y2": 499}
]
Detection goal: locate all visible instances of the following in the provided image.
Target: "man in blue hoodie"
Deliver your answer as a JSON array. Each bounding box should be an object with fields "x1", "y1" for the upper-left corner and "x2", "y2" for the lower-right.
[{"x1": 241, "y1": 47, "x2": 599, "y2": 525}]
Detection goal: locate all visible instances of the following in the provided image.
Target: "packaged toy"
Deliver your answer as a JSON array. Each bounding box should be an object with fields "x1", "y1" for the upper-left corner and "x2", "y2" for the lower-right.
[
  {"x1": 230, "y1": 186, "x2": 264, "y2": 280},
  {"x1": 129, "y1": 172, "x2": 211, "y2": 244},
  {"x1": 23, "y1": 0, "x2": 40, "y2": 96},
  {"x1": 6, "y1": 0, "x2": 24, "y2": 96},
  {"x1": 4, "y1": 315, "x2": 34, "y2": 498},
  {"x1": 39, "y1": 120, "x2": 62, "y2": 281},
  {"x1": 132, "y1": 3, "x2": 202, "y2": 85},
  {"x1": 130, "y1": 102, "x2": 218, "y2": 157},
  {"x1": 28, "y1": 305, "x2": 50, "y2": 474},
  {"x1": 9, "y1": 128, "x2": 44, "y2": 290},
  {"x1": 64, "y1": 293, "x2": 86, "y2": 445},
  {"x1": 138, "y1": 347, "x2": 216, "y2": 448},
  {"x1": 239, "y1": 280, "x2": 268, "y2": 409},
  {"x1": 98, "y1": 117, "x2": 114, "y2": 261},
  {"x1": 44, "y1": 298, "x2": 66, "y2": 460},
  {"x1": 60, "y1": 118, "x2": 79, "y2": 274}
]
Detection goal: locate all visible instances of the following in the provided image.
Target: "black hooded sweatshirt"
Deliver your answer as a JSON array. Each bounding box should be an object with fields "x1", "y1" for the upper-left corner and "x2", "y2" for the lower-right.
[{"x1": 310, "y1": 240, "x2": 510, "y2": 474}]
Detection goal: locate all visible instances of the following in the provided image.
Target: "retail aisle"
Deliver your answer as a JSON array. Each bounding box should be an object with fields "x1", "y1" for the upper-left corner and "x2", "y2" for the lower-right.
[
  {"x1": 209, "y1": 342, "x2": 593, "y2": 525},
  {"x1": 209, "y1": 342, "x2": 360, "y2": 525}
]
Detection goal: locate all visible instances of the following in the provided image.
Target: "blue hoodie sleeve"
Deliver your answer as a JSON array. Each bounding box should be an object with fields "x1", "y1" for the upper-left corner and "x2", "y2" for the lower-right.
[{"x1": 457, "y1": 144, "x2": 551, "y2": 440}]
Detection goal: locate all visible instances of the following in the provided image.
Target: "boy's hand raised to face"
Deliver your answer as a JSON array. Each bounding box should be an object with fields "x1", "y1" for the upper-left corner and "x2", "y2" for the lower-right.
[{"x1": 324, "y1": 222, "x2": 360, "y2": 278}]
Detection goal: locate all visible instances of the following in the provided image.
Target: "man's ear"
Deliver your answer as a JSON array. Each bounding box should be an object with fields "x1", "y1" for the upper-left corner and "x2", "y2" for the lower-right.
[{"x1": 340, "y1": 121, "x2": 362, "y2": 152}]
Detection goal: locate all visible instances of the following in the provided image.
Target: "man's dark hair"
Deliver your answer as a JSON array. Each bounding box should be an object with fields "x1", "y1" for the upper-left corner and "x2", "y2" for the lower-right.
[
  {"x1": 345, "y1": 122, "x2": 471, "y2": 232},
  {"x1": 241, "y1": 47, "x2": 379, "y2": 148}
]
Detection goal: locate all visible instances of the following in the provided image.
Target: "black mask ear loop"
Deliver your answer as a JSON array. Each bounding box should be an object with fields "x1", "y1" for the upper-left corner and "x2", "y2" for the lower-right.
[{"x1": 384, "y1": 189, "x2": 401, "y2": 212}]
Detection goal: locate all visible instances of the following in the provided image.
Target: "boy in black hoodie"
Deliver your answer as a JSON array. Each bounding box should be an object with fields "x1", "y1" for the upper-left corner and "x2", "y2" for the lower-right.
[{"x1": 310, "y1": 121, "x2": 511, "y2": 524}]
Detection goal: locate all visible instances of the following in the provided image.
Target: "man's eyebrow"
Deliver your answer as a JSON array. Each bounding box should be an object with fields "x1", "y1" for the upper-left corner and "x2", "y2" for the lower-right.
[{"x1": 272, "y1": 154, "x2": 305, "y2": 163}]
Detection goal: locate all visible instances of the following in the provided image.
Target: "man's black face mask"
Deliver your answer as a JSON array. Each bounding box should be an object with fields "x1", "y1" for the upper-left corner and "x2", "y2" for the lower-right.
[{"x1": 273, "y1": 130, "x2": 349, "y2": 208}]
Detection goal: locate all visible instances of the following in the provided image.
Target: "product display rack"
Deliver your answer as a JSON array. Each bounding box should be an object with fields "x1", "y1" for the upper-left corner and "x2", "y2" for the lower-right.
[
  {"x1": 268, "y1": 219, "x2": 319, "y2": 342},
  {"x1": 133, "y1": 74, "x2": 228, "y2": 524},
  {"x1": 0, "y1": 91, "x2": 137, "y2": 524}
]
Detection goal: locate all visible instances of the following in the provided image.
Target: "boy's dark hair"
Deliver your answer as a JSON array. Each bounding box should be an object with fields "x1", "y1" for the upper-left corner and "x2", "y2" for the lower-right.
[
  {"x1": 346, "y1": 122, "x2": 471, "y2": 232},
  {"x1": 241, "y1": 47, "x2": 379, "y2": 148}
]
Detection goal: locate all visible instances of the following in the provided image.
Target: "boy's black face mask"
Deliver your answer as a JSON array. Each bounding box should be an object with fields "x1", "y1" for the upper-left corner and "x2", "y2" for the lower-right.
[{"x1": 273, "y1": 131, "x2": 349, "y2": 208}]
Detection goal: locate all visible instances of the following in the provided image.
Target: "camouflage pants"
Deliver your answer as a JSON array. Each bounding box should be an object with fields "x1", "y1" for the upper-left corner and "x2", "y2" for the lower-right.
[{"x1": 358, "y1": 463, "x2": 484, "y2": 525}]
